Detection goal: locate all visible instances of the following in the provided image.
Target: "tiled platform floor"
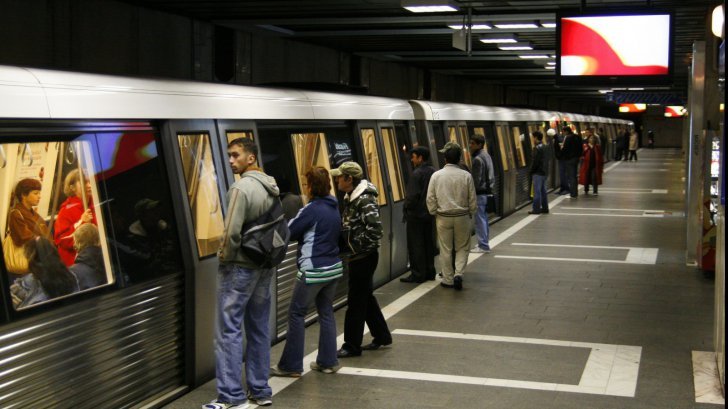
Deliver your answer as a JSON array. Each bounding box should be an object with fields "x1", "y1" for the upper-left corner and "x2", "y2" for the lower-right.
[{"x1": 166, "y1": 149, "x2": 723, "y2": 409}]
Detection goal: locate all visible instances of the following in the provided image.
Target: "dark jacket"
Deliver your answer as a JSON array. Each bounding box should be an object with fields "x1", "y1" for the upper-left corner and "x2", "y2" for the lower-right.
[
  {"x1": 404, "y1": 163, "x2": 435, "y2": 220},
  {"x1": 69, "y1": 246, "x2": 106, "y2": 290},
  {"x1": 554, "y1": 133, "x2": 582, "y2": 161},
  {"x1": 529, "y1": 142, "x2": 550, "y2": 176},
  {"x1": 341, "y1": 180, "x2": 382, "y2": 255},
  {"x1": 288, "y1": 195, "x2": 341, "y2": 271},
  {"x1": 471, "y1": 150, "x2": 495, "y2": 195}
]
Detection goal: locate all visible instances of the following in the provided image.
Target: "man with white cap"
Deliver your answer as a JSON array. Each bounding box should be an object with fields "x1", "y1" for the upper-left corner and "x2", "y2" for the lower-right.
[{"x1": 426, "y1": 142, "x2": 476, "y2": 291}]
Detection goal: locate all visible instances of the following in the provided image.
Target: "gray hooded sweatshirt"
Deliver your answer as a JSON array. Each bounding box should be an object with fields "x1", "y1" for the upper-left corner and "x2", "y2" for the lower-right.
[{"x1": 219, "y1": 170, "x2": 280, "y2": 268}]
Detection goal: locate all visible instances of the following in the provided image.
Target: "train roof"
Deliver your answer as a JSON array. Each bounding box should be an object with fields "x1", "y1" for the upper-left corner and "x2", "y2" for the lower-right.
[{"x1": 0, "y1": 65, "x2": 414, "y2": 121}]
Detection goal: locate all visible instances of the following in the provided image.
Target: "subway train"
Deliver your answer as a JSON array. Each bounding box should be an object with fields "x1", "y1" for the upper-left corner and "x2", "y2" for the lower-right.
[{"x1": 0, "y1": 65, "x2": 633, "y2": 408}]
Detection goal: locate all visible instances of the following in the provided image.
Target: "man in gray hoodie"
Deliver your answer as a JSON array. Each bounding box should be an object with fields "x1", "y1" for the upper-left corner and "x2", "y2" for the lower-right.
[{"x1": 205, "y1": 138, "x2": 278, "y2": 409}]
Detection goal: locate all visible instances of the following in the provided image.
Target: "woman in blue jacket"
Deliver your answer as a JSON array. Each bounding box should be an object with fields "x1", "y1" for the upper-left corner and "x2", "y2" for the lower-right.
[{"x1": 270, "y1": 167, "x2": 343, "y2": 376}]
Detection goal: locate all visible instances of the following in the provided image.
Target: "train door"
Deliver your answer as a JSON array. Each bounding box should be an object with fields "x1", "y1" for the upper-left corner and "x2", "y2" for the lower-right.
[
  {"x1": 455, "y1": 122, "x2": 473, "y2": 169},
  {"x1": 431, "y1": 122, "x2": 448, "y2": 168},
  {"x1": 494, "y1": 123, "x2": 516, "y2": 214},
  {"x1": 163, "y1": 119, "x2": 228, "y2": 384},
  {"x1": 356, "y1": 122, "x2": 393, "y2": 286},
  {"x1": 380, "y1": 123, "x2": 409, "y2": 278}
]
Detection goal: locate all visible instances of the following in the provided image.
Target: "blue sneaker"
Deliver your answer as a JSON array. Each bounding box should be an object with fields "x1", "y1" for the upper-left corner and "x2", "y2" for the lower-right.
[{"x1": 202, "y1": 399, "x2": 249, "y2": 409}]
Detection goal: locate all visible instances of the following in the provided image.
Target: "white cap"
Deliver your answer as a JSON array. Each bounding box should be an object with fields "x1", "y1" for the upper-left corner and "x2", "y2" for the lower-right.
[{"x1": 546, "y1": 129, "x2": 557, "y2": 137}]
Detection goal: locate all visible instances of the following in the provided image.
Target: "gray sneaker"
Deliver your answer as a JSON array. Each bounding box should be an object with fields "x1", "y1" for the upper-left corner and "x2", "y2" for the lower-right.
[
  {"x1": 246, "y1": 391, "x2": 272, "y2": 407},
  {"x1": 310, "y1": 361, "x2": 342, "y2": 374}
]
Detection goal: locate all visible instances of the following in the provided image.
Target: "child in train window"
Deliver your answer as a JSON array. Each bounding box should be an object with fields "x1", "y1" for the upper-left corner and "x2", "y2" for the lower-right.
[{"x1": 53, "y1": 169, "x2": 97, "y2": 266}]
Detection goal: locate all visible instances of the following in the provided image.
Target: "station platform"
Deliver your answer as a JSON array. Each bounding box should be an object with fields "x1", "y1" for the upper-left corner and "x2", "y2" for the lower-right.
[{"x1": 165, "y1": 148, "x2": 724, "y2": 409}]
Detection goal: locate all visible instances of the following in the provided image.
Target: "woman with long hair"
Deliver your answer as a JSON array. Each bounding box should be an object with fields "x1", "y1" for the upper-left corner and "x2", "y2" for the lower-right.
[{"x1": 5, "y1": 178, "x2": 49, "y2": 280}]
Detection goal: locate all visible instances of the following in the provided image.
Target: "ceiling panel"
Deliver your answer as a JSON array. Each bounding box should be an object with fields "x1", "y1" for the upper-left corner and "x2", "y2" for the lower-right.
[{"x1": 121, "y1": 0, "x2": 721, "y2": 108}]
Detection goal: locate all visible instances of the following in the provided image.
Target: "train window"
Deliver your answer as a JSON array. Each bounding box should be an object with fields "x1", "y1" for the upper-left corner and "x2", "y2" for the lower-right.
[
  {"x1": 290, "y1": 133, "x2": 335, "y2": 201},
  {"x1": 177, "y1": 133, "x2": 225, "y2": 259},
  {"x1": 457, "y1": 125, "x2": 472, "y2": 169},
  {"x1": 2, "y1": 132, "x2": 182, "y2": 312},
  {"x1": 359, "y1": 129, "x2": 387, "y2": 206},
  {"x1": 432, "y1": 123, "x2": 446, "y2": 168},
  {"x1": 495, "y1": 127, "x2": 510, "y2": 171},
  {"x1": 226, "y1": 131, "x2": 255, "y2": 182},
  {"x1": 394, "y1": 123, "x2": 413, "y2": 186},
  {"x1": 511, "y1": 127, "x2": 527, "y2": 168},
  {"x1": 381, "y1": 128, "x2": 404, "y2": 202},
  {"x1": 472, "y1": 127, "x2": 489, "y2": 152}
]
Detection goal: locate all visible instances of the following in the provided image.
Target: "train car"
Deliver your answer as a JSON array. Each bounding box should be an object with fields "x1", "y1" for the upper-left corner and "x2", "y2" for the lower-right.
[{"x1": 0, "y1": 65, "x2": 632, "y2": 408}]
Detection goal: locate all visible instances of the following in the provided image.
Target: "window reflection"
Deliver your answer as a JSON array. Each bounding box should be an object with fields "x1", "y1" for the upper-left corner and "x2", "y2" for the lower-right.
[
  {"x1": 1, "y1": 140, "x2": 114, "y2": 310},
  {"x1": 495, "y1": 127, "x2": 510, "y2": 171},
  {"x1": 458, "y1": 125, "x2": 472, "y2": 169},
  {"x1": 177, "y1": 133, "x2": 224, "y2": 258},
  {"x1": 511, "y1": 126, "x2": 527, "y2": 168},
  {"x1": 359, "y1": 129, "x2": 387, "y2": 206},
  {"x1": 291, "y1": 133, "x2": 335, "y2": 202},
  {"x1": 381, "y1": 128, "x2": 404, "y2": 202}
]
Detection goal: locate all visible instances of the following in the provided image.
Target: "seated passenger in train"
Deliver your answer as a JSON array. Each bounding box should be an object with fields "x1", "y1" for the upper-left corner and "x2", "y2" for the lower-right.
[
  {"x1": 5, "y1": 178, "x2": 49, "y2": 281},
  {"x1": 69, "y1": 223, "x2": 106, "y2": 290},
  {"x1": 54, "y1": 170, "x2": 97, "y2": 266},
  {"x1": 11, "y1": 236, "x2": 80, "y2": 309}
]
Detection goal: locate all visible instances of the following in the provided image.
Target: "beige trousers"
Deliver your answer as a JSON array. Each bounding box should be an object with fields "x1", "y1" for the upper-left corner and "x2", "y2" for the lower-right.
[{"x1": 435, "y1": 214, "x2": 472, "y2": 285}]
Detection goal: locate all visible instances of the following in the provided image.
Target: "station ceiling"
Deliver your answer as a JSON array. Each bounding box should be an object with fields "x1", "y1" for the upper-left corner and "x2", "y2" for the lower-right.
[{"x1": 123, "y1": 0, "x2": 721, "y2": 109}]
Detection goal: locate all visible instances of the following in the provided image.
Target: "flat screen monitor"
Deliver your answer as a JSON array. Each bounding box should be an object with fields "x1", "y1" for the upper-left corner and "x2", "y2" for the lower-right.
[{"x1": 556, "y1": 11, "x2": 673, "y2": 86}]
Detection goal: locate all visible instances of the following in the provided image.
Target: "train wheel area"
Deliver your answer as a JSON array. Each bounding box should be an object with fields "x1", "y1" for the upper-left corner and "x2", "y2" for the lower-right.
[{"x1": 165, "y1": 148, "x2": 722, "y2": 409}]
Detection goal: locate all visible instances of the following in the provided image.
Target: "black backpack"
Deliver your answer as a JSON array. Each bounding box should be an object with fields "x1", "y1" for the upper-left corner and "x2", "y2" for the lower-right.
[{"x1": 239, "y1": 194, "x2": 291, "y2": 269}]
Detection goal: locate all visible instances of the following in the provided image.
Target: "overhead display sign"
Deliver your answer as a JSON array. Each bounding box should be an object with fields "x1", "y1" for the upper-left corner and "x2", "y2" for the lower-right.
[{"x1": 607, "y1": 91, "x2": 685, "y2": 105}]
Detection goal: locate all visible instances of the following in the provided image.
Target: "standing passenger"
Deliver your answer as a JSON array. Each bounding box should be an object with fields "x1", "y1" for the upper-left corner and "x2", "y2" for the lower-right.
[
  {"x1": 553, "y1": 126, "x2": 582, "y2": 199},
  {"x1": 468, "y1": 134, "x2": 494, "y2": 254},
  {"x1": 271, "y1": 167, "x2": 343, "y2": 377},
  {"x1": 400, "y1": 146, "x2": 436, "y2": 283},
  {"x1": 628, "y1": 130, "x2": 639, "y2": 161},
  {"x1": 554, "y1": 129, "x2": 569, "y2": 195},
  {"x1": 426, "y1": 142, "x2": 476, "y2": 291},
  {"x1": 205, "y1": 138, "x2": 277, "y2": 409},
  {"x1": 333, "y1": 162, "x2": 392, "y2": 358},
  {"x1": 579, "y1": 135, "x2": 604, "y2": 195},
  {"x1": 528, "y1": 131, "x2": 550, "y2": 214}
]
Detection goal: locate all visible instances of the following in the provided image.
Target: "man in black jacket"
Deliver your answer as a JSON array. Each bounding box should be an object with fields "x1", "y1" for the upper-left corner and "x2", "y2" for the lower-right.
[
  {"x1": 528, "y1": 131, "x2": 550, "y2": 214},
  {"x1": 553, "y1": 126, "x2": 582, "y2": 198},
  {"x1": 400, "y1": 146, "x2": 436, "y2": 283}
]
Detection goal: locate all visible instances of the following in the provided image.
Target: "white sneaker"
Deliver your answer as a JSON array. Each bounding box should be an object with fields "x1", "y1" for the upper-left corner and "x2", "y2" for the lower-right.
[
  {"x1": 470, "y1": 247, "x2": 491, "y2": 253},
  {"x1": 202, "y1": 399, "x2": 249, "y2": 409}
]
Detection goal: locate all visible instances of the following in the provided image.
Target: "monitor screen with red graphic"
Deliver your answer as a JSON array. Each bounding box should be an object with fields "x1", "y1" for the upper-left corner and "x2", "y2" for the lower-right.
[{"x1": 556, "y1": 11, "x2": 673, "y2": 85}]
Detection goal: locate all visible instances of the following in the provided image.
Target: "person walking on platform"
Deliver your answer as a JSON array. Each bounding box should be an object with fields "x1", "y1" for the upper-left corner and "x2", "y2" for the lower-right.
[
  {"x1": 427, "y1": 142, "x2": 476, "y2": 291},
  {"x1": 617, "y1": 128, "x2": 630, "y2": 161},
  {"x1": 528, "y1": 131, "x2": 550, "y2": 214},
  {"x1": 579, "y1": 135, "x2": 604, "y2": 196},
  {"x1": 400, "y1": 146, "x2": 436, "y2": 283},
  {"x1": 468, "y1": 134, "x2": 495, "y2": 254},
  {"x1": 271, "y1": 167, "x2": 343, "y2": 377},
  {"x1": 206, "y1": 138, "x2": 277, "y2": 409},
  {"x1": 333, "y1": 161, "x2": 392, "y2": 358},
  {"x1": 628, "y1": 130, "x2": 639, "y2": 161},
  {"x1": 553, "y1": 126, "x2": 582, "y2": 199}
]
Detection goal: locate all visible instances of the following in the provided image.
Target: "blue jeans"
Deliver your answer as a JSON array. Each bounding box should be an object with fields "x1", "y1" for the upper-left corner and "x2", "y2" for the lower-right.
[
  {"x1": 215, "y1": 263, "x2": 273, "y2": 404},
  {"x1": 532, "y1": 174, "x2": 549, "y2": 213},
  {"x1": 474, "y1": 194, "x2": 490, "y2": 250},
  {"x1": 278, "y1": 278, "x2": 339, "y2": 372}
]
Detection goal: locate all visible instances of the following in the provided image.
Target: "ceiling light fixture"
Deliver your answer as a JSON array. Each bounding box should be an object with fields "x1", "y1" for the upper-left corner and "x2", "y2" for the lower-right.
[
  {"x1": 540, "y1": 21, "x2": 556, "y2": 28},
  {"x1": 518, "y1": 54, "x2": 550, "y2": 59},
  {"x1": 712, "y1": 5, "x2": 724, "y2": 38},
  {"x1": 402, "y1": 0, "x2": 458, "y2": 13},
  {"x1": 544, "y1": 66, "x2": 556, "y2": 70},
  {"x1": 479, "y1": 33, "x2": 517, "y2": 43},
  {"x1": 448, "y1": 23, "x2": 492, "y2": 30},
  {"x1": 494, "y1": 21, "x2": 539, "y2": 29},
  {"x1": 497, "y1": 42, "x2": 533, "y2": 50},
  {"x1": 546, "y1": 61, "x2": 556, "y2": 65}
]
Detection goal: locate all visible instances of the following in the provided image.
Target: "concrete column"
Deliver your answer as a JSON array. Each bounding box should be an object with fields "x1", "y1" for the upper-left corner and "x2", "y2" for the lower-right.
[{"x1": 686, "y1": 41, "x2": 706, "y2": 265}]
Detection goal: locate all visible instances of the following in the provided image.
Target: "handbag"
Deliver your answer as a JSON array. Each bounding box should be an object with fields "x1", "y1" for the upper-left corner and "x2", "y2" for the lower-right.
[{"x1": 3, "y1": 234, "x2": 29, "y2": 274}]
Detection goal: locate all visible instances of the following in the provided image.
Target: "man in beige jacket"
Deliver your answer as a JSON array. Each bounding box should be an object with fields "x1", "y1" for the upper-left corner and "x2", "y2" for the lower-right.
[{"x1": 426, "y1": 142, "x2": 476, "y2": 291}]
